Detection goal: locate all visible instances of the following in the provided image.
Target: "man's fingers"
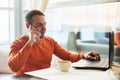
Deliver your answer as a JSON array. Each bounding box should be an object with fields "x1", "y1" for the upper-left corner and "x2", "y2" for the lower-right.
[
  {"x1": 85, "y1": 55, "x2": 93, "y2": 60},
  {"x1": 86, "y1": 51, "x2": 100, "y2": 60}
]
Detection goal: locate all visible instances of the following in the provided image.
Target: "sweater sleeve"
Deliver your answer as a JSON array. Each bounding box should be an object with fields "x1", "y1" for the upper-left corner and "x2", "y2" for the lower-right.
[
  {"x1": 52, "y1": 38, "x2": 83, "y2": 62},
  {"x1": 8, "y1": 38, "x2": 32, "y2": 72}
]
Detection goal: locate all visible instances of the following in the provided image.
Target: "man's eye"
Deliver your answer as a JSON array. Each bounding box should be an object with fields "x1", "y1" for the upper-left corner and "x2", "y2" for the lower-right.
[
  {"x1": 35, "y1": 23, "x2": 46, "y2": 28},
  {"x1": 35, "y1": 24, "x2": 41, "y2": 27},
  {"x1": 37, "y1": 23, "x2": 43, "y2": 27},
  {"x1": 39, "y1": 24, "x2": 43, "y2": 26}
]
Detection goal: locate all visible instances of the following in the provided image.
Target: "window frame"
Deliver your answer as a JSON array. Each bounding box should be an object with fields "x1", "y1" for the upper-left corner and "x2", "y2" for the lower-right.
[{"x1": 0, "y1": 0, "x2": 14, "y2": 46}]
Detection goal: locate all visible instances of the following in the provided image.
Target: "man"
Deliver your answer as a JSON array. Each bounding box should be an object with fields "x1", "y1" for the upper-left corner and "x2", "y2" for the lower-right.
[
  {"x1": 8, "y1": 10, "x2": 100, "y2": 74},
  {"x1": 114, "y1": 31, "x2": 120, "y2": 46}
]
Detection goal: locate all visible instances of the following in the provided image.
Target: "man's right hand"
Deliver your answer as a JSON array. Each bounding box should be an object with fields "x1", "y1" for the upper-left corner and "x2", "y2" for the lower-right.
[
  {"x1": 83, "y1": 51, "x2": 100, "y2": 61},
  {"x1": 28, "y1": 25, "x2": 41, "y2": 46}
]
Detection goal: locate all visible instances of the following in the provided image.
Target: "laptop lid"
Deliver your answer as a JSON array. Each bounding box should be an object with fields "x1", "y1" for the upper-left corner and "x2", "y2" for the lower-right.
[
  {"x1": 72, "y1": 31, "x2": 114, "y2": 70},
  {"x1": 109, "y1": 31, "x2": 114, "y2": 68}
]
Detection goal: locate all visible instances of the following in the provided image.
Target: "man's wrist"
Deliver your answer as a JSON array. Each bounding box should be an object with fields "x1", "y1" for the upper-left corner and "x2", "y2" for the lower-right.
[
  {"x1": 28, "y1": 40, "x2": 34, "y2": 46},
  {"x1": 82, "y1": 54, "x2": 85, "y2": 59}
]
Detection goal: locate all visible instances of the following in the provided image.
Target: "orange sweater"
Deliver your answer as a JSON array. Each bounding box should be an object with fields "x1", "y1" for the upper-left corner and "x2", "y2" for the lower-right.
[
  {"x1": 8, "y1": 36, "x2": 83, "y2": 74},
  {"x1": 114, "y1": 32, "x2": 120, "y2": 46}
]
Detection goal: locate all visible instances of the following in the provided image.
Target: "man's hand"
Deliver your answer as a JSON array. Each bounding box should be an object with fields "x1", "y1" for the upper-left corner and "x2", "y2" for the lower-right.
[
  {"x1": 28, "y1": 25, "x2": 41, "y2": 46},
  {"x1": 83, "y1": 51, "x2": 100, "y2": 61}
]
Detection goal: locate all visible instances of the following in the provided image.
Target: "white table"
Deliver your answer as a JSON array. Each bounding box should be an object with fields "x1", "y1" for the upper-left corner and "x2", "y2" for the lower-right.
[{"x1": 26, "y1": 67, "x2": 119, "y2": 80}]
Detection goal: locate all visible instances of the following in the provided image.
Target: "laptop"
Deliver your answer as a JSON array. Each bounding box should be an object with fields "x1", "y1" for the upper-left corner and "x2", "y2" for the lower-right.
[{"x1": 72, "y1": 31, "x2": 114, "y2": 71}]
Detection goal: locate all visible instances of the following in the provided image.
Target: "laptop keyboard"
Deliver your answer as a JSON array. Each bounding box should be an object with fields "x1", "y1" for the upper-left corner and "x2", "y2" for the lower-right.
[
  {"x1": 84, "y1": 58, "x2": 109, "y2": 67},
  {"x1": 72, "y1": 58, "x2": 109, "y2": 68}
]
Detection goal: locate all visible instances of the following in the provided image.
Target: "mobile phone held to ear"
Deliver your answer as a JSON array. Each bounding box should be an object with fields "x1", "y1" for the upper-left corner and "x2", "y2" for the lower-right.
[
  {"x1": 29, "y1": 24, "x2": 41, "y2": 40},
  {"x1": 34, "y1": 34, "x2": 41, "y2": 40}
]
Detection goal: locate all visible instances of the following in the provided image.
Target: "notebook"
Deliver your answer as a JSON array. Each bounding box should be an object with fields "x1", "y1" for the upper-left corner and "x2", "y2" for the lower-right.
[{"x1": 72, "y1": 31, "x2": 114, "y2": 71}]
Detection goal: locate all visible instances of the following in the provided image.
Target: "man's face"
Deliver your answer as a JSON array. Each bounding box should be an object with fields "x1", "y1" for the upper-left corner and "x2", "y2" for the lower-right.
[{"x1": 31, "y1": 15, "x2": 46, "y2": 38}]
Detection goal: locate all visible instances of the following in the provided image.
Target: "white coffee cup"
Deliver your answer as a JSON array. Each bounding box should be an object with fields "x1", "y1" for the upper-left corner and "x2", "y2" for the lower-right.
[{"x1": 58, "y1": 60, "x2": 71, "y2": 72}]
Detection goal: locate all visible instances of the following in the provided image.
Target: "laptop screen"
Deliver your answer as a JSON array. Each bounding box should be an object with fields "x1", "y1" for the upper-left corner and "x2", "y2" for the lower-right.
[
  {"x1": 77, "y1": 31, "x2": 110, "y2": 58},
  {"x1": 73, "y1": 31, "x2": 113, "y2": 70}
]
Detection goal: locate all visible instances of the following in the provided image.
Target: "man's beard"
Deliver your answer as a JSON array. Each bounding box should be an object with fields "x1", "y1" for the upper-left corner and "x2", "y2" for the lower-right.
[{"x1": 40, "y1": 32, "x2": 45, "y2": 38}]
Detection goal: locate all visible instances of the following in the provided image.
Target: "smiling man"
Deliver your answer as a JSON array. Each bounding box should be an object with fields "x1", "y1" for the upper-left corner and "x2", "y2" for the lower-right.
[{"x1": 8, "y1": 10, "x2": 100, "y2": 75}]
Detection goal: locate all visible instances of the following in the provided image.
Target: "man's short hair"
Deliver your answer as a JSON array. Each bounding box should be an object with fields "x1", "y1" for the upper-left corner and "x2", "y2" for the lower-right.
[{"x1": 25, "y1": 10, "x2": 45, "y2": 23}]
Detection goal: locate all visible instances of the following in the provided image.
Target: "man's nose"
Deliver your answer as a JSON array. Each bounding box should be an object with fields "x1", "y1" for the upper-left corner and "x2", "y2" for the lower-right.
[{"x1": 42, "y1": 25, "x2": 46, "y2": 30}]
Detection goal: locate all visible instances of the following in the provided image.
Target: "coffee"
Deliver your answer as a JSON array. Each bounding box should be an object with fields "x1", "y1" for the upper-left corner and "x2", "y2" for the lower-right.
[{"x1": 58, "y1": 60, "x2": 71, "y2": 72}]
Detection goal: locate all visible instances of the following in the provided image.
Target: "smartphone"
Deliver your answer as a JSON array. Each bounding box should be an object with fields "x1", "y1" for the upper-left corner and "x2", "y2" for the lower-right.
[
  {"x1": 34, "y1": 34, "x2": 41, "y2": 40},
  {"x1": 29, "y1": 24, "x2": 41, "y2": 40}
]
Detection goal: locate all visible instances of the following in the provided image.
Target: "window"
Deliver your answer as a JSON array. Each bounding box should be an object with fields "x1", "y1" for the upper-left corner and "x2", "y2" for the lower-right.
[
  {"x1": 46, "y1": 1, "x2": 120, "y2": 47},
  {"x1": 45, "y1": 8, "x2": 69, "y2": 48},
  {"x1": 0, "y1": 0, "x2": 14, "y2": 46},
  {"x1": 22, "y1": 0, "x2": 120, "y2": 49}
]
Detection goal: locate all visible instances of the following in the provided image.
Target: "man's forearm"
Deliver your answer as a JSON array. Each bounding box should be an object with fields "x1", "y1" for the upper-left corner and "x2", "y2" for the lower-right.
[{"x1": 8, "y1": 42, "x2": 32, "y2": 72}]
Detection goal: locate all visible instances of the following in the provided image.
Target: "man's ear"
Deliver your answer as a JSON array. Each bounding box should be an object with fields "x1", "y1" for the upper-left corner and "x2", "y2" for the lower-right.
[{"x1": 26, "y1": 22, "x2": 29, "y2": 29}]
